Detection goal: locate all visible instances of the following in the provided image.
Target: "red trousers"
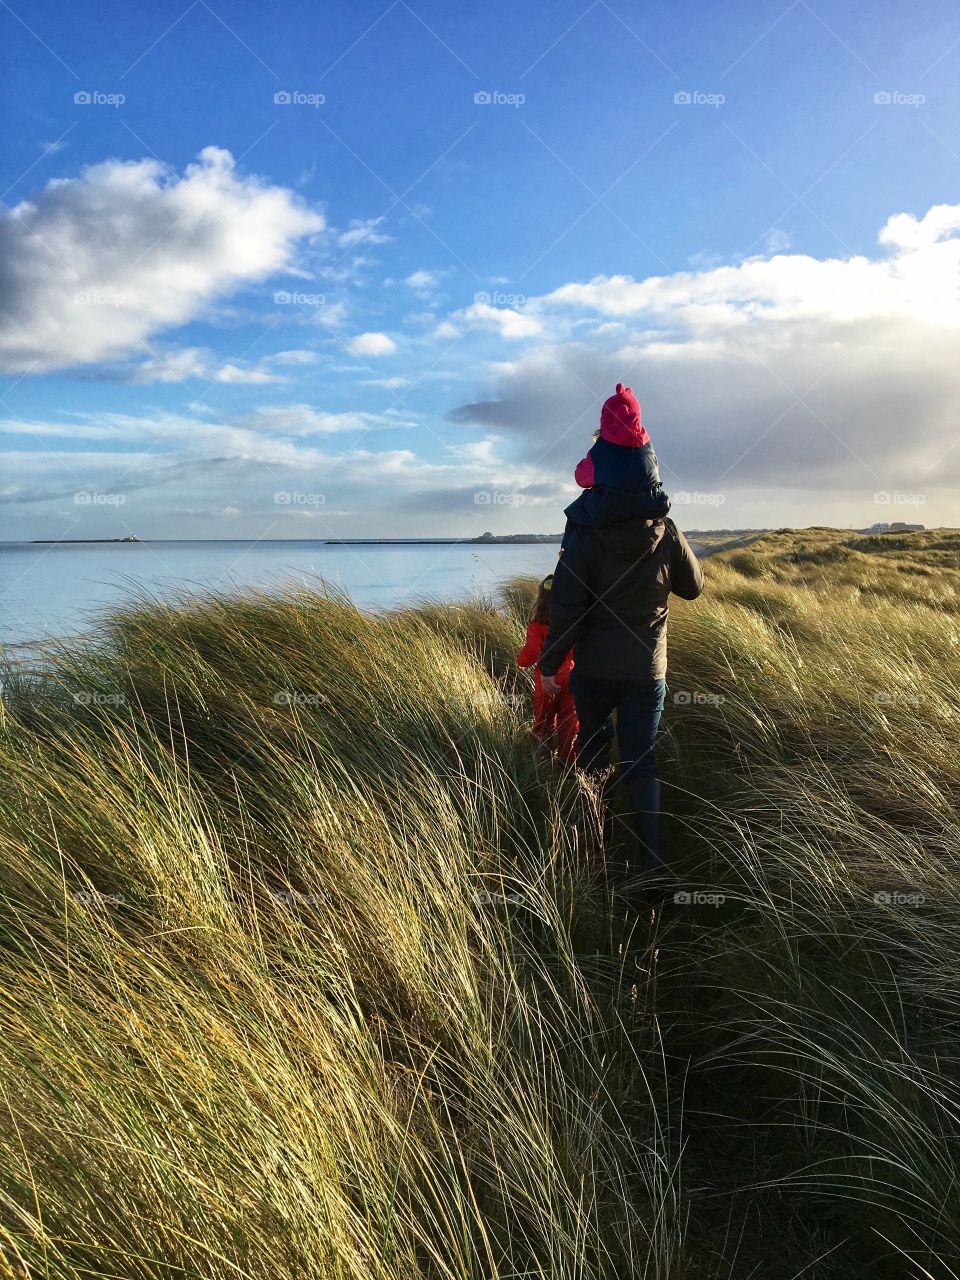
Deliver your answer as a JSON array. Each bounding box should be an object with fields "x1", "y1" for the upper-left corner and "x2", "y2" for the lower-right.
[{"x1": 533, "y1": 678, "x2": 579, "y2": 762}]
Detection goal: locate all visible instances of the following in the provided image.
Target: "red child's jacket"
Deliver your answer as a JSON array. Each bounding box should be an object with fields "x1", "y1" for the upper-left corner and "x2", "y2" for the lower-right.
[
  {"x1": 517, "y1": 621, "x2": 573, "y2": 687},
  {"x1": 516, "y1": 621, "x2": 577, "y2": 761}
]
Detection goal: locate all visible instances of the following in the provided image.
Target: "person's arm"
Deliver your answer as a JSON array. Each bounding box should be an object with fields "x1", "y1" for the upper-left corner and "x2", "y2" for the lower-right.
[
  {"x1": 666, "y1": 519, "x2": 705, "y2": 600},
  {"x1": 574, "y1": 454, "x2": 595, "y2": 487},
  {"x1": 540, "y1": 526, "x2": 595, "y2": 677},
  {"x1": 555, "y1": 655, "x2": 573, "y2": 693},
  {"x1": 516, "y1": 621, "x2": 544, "y2": 668}
]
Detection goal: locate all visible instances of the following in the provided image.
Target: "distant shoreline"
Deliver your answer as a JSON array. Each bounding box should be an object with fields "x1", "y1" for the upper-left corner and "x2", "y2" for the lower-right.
[
  {"x1": 28, "y1": 536, "x2": 566, "y2": 546},
  {"x1": 324, "y1": 537, "x2": 563, "y2": 545}
]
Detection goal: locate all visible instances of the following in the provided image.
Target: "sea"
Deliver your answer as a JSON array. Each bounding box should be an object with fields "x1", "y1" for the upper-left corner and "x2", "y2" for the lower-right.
[{"x1": 0, "y1": 540, "x2": 566, "y2": 652}]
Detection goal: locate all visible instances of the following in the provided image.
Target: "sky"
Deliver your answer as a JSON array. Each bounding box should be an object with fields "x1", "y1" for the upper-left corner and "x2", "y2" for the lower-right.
[{"x1": 1, "y1": 0, "x2": 959, "y2": 539}]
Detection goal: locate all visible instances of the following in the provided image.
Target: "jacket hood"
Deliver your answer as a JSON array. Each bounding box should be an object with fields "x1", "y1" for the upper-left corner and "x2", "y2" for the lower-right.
[{"x1": 595, "y1": 517, "x2": 666, "y2": 563}]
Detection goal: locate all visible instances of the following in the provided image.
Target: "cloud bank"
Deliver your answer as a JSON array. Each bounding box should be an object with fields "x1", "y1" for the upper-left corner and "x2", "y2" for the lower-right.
[
  {"x1": 0, "y1": 147, "x2": 323, "y2": 374},
  {"x1": 449, "y1": 203, "x2": 960, "y2": 511}
]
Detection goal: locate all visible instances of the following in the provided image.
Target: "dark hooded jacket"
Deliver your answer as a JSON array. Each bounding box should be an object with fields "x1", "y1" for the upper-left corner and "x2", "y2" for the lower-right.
[
  {"x1": 565, "y1": 435, "x2": 670, "y2": 528},
  {"x1": 539, "y1": 517, "x2": 704, "y2": 682}
]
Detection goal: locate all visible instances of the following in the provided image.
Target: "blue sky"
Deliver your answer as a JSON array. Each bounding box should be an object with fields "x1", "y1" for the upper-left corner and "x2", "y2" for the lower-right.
[{"x1": 2, "y1": 0, "x2": 959, "y2": 537}]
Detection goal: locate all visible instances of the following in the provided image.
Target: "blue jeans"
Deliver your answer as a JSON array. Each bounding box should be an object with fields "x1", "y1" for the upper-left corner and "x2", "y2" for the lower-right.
[{"x1": 570, "y1": 671, "x2": 667, "y2": 869}]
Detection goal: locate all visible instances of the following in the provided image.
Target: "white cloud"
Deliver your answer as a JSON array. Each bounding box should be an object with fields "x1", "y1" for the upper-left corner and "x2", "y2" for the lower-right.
[
  {"x1": 451, "y1": 437, "x2": 500, "y2": 463},
  {"x1": 347, "y1": 331, "x2": 397, "y2": 357},
  {"x1": 443, "y1": 301, "x2": 542, "y2": 340},
  {"x1": 237, "y1": 403, "x2": 414, "y2": 436},
  {"x1": 539, "y1": 205, "x2": 960, "y2": 330},
  {"x1": 267, "y1": 349, "x2": 318, "y2": 365},
  {"x1": 337, "y1": 217, "x2": 390, "y2": 250},
  {"x1": 211, "y1": 362, "x2": 282, "y2": 385},
  {"x1": 120, "y1": 346, "x2": 288, "y2": 385},
  {"x1": 404, "y1": 269, "x2": 441, "y2": 289},
  {"x1": 0, "y1": 403, "x2": 559, "y2": 540},
  {"x1": 0, "y1": 146, "x2": 324, "y2": 374},
  {"x1": 310, "y1": 300, "x2": 349, "y2": 328},
  {"x1": 124, "y1": 347, "x2": 211, "y2": 383},
  {"x1": 447, "y1": 200, "x2": 960, "y2": 526}
]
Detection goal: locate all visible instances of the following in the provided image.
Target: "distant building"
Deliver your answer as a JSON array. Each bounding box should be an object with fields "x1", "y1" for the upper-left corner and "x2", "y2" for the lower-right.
[{"x1": 864, "y1": 521, "x2": 924, "y2": 534}]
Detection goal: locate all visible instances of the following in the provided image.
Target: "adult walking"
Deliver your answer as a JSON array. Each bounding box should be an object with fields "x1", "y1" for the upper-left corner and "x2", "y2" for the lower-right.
[{"x1": 538, "y1": 514, "x2": 704, "y2": 885}]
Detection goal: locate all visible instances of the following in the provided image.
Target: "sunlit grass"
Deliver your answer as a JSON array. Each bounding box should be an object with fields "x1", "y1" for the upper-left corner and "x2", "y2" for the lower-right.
[{"x1": 0, "y1": 527, "x2": 958, "y2": 1277}]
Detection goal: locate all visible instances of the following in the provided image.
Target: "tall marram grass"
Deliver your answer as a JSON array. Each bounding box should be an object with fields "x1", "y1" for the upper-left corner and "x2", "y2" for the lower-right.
[
  {"x1": 0, "y1": 528, "x2": 959, "y2": 1278},
  {"x1": 0, "y1": 587, "x2": 678, "y2": 1280}
]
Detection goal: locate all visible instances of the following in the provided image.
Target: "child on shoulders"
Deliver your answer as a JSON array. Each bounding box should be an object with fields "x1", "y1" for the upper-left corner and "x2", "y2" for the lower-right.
[{"x1": 564, "y1": 383, "x2": 670, "y2": 534}]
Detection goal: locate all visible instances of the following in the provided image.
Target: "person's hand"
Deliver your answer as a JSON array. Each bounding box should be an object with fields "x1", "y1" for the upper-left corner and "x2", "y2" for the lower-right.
[{"x1": 540, "y1": 672, "x2": 561, "y2": 696}]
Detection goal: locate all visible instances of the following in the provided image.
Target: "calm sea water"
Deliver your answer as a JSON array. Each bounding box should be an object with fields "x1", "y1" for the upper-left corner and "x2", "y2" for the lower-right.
[{"x1": 0, "y1": 540, "x2": 564, "y2": 651}]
